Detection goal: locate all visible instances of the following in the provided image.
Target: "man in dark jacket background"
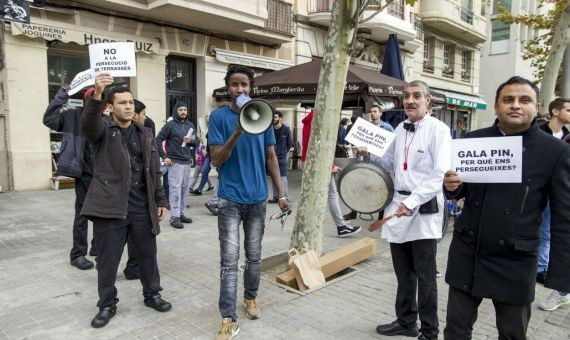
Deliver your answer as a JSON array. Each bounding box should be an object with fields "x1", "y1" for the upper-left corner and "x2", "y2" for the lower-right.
[
  {"x1": 156, "y1": 101, "x2": 198, "y2": 229},
  {"x1": 43, "y1": 86, "x2": 96, "y2": 270},
  {"x1": 268, "y1": 110, "x2": 292, "y2": 203},
  {"x1": 442, "y1": 76, "x2": 570, "y2": 339},
  {"x1": 81, "y1": 73, "x2": 171, "y2": 328}
]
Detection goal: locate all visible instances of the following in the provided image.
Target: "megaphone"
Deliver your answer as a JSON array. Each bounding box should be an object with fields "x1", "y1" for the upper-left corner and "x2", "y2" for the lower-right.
[{"x1": 236, "y1": 95, "x2": 274, "y2": 135}]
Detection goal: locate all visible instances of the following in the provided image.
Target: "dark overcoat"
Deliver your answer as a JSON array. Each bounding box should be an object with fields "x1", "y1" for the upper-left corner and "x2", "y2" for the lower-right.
[
  {"x1": 79, "y1": 97, "x2": 167, "y2": 235},
  {"x1": 445, "y1": 122, "x2": 570, "y2": 305}
]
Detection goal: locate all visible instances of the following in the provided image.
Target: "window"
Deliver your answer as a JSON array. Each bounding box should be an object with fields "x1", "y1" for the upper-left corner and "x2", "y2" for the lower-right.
[
  {"x1": 493, "y1": 0, "x2": 512, "y2": 13},
  {"x1": 461, "y1": 51, "x2": 472, "y2": 82},
  {"x1": 490, "y1": 19, "x2": 510, "y2": 54},
  {"x1": 387, "y1": 0, "x2": 405, "y2": 19},
  {"x1": 443, "y1": 44, "x2": 455, "y2": 77},
  {"x1": 461, "y1": 0, "x2": 473, "y2": 24},
  {"x1": 48, "y1": 52, "x2": 130, "y2": 104},
  {"x1": 423, "y1": 37, "x2": 435, "y2": 73}
]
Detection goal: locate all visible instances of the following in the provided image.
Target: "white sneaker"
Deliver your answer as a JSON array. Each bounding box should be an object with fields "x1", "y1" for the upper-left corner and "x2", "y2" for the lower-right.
[{"x1": 539, "y1": 290, "x2": 570, "y2": 311}]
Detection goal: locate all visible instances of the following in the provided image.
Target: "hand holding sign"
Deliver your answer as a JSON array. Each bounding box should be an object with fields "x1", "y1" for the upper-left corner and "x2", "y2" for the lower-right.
[
  {"x1": 443, "y1": 170, "x2": 462, "y2": 192},
  {"x1": 93, "y1": 73, "x2": 114, "y2": 101}
]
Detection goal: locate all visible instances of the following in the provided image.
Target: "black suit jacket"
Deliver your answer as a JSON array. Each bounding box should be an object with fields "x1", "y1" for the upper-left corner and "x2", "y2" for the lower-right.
[{"x1": 444, "y1": 122, "x2": 570, "y2": 304}]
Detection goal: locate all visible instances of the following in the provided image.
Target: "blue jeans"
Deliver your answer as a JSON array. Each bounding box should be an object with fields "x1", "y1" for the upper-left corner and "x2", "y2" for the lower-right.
[
  {"x1": 538, "y1": 204, "x2": 550, "y2": 273},
  {"x1": 217, "y1": 198, "x2": 266, "y2": 320},
  {"x1": 197, "y1": 156, "x2": 212, "y2": 192}
]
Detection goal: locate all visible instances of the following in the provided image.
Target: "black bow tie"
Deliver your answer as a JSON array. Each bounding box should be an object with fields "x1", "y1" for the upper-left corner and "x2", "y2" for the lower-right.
[{"x1": 403, "y1": 122, "x2": 415, "y2": 132}]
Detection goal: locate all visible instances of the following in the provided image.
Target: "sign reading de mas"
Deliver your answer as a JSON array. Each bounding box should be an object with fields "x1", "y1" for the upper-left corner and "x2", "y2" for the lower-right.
[{"x1": 447, "y1": 97, "x2": 486, "y2": 110}]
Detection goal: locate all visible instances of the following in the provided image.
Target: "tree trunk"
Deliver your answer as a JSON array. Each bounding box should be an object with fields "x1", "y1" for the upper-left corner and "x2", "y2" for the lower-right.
[
  {"x1": 289, "y1": 0, "x2": 360, "y2": 255},
  {"x1": 540, "y1": 5, "x2": 570, "y2": 116},
  {"x1": 562, "y1": 45, "x2": 570, "y2": 97}
]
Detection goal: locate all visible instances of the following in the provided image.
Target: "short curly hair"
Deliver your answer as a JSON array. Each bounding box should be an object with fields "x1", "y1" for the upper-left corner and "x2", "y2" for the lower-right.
[{"x1": 224, "y1": 65, "x2": 255, "y2": 87}]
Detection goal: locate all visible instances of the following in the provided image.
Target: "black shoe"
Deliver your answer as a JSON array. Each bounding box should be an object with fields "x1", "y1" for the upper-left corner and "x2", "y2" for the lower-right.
[
  {"x1": 170, "y1": 218, "x2": 184, "y2": 229},
  {"x1": 180, "y1": 215, "x2": 193, "y2": 223},
  {"x1": 190, "y1": 189, "x2": 202, "y2": 195},
  {"x1": 418, "y1": 333, "x2": 437, "y2": 340},
  {"x1": 205, "y1": 202, "x2": 218, "y2": 216},
  {"x1": 206, "y1": 185, "x2": 215, "y2": 192},
  {"x1": 144, "y1": 295, "x2": 172, "y2": 312},
  {"x1": 337, "y1": 225, "x2": 361, "y2": 238},
  {"x1": 89, "y1": 248, "x2": 97, "y2": 257},
  {"x1": 376, "y1": 321, "x2": 419, "y2": 337},
  {"x1": 267, "y1": 198, "x2": 279, "y2": 203},
  {"x1": 70, "y1": 256, "x2": 94, "y2": 270},
  {"x1": 123, "y1": 269, "x2": 140, "y2": 280},
  {"x1": 536, "y1": 271, "x2": 547, "y2": 284},
  {"x1": 91, "y1": 306, "x2": 116, "y2": 328},
  {"x1": 343, "y1": 210, "x2": 358, "y2": 220}
]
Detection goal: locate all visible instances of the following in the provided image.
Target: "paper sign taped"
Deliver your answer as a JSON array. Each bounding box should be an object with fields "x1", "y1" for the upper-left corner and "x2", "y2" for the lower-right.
[
  {"x1": 67, "y1": 69, "x2": 94, "y2": 95},
  {"x1": 89, "y1": 42, "x2": 137, "y2": 77},
  {"x1": 451, "y1": 136, "x2": 522, "y2": 183},
  {"x1": 345, "y1": 117, "x2": 395, "y2": 158}
]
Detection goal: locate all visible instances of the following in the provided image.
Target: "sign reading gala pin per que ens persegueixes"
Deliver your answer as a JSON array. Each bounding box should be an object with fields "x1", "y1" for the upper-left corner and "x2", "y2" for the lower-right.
[
  {"x1": 345, "y1": 118, "x2": 395, "y2": 158},
  {"x1": 451, "y1": 136, "x2": 522, "y2": 183}
]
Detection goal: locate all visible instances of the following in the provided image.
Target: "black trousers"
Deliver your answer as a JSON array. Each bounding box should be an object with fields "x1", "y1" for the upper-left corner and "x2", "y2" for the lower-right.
[
  {"x1": 93, "y1": 211, "x2": 161, "y2": 309},
  {"x1": 70, "y1": 174, "x2": 95, "y2": 260},
  {"x1": 390, "y1": 239, "x2": 439, "y2": 338},
  {"x1": 444, "y1": 286, "x2": 531, "y2": 340}
]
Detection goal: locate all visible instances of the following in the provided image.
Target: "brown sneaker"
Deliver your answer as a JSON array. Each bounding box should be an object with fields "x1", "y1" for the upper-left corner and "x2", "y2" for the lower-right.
[
  {"x1": 244, "y1": 298, "x2": 261, "y2": 320},
  {"x1": 215, "y1": 318, "x2": 240, "y2": 340}
]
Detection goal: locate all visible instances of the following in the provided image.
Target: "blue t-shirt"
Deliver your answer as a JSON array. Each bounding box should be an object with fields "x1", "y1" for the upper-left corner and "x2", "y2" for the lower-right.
[{"x1": 208, "y1": 105, "x2": 276, "y2": 204}]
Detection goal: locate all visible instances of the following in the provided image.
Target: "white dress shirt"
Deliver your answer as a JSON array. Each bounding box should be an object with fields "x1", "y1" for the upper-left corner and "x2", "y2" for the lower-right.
[{"x1": 371, "y1": 115, "x2": 451, "y2": 243}]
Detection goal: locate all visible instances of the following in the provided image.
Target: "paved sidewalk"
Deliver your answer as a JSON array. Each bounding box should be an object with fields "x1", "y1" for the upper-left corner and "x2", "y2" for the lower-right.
[{"x1": 0, "y1": 170, "x2": 568, "y2": 340}]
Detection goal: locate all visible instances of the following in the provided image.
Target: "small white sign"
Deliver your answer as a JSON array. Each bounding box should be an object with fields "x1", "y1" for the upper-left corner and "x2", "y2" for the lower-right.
[
  {"x1": 451, "y1": 136, "x2": 522, "y2": 183},
  {"x1": 67, "y1": 69, "x2": 94, "y2": 95},
  {"x1": 345, "y1": 117, "x2": 395, "y2": 158},
  {"x1": 89, "y1": 42, "x2": 136, "y2": 77}
]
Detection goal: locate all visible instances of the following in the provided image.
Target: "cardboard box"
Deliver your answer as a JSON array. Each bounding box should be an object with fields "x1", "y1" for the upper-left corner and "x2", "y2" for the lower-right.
[{"x1": 277, "y1": 237, "x2": 377, "y2": 288}]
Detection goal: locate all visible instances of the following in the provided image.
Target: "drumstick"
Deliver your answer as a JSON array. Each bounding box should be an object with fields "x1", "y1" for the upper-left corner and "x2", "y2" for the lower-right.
[{"x1": 368, "y1": 214, "x2": 397, "y2": 232}]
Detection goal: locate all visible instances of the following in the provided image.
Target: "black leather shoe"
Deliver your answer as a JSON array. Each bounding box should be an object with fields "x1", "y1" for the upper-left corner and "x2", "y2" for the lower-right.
[
  {"x1": 89, "y1": 248, "x2": 97, "y2": 257},
  {"x1": 376, "y1": 321, "x2": 419, "y2": 337},
  {"x1": 70, "y1": 256, "x2": 94, "y2": 270},
  {"x1": 343, "y1": 210, "x2": 358, "y2": 220},
  {"x1": 91, "y1": 306, "x2": 116, "y2": 328},
  {"x1": 170, "y1": 218, "x2": 184, "y2": 229},
  {"x1": 205, "y1": 202, "x2": 218, "y2": 216},
  {"x1": 418, "y1": 333, "x2": 437, "y2": 340},
  {"x1": 123, "y1": 269, "x2": 140, "y2": 280},
  {"x1": 536, "y1": 271, "x2": 547, "y2": 284},
  {"x1": 190, "y1": 189, "x2": 202, "y2": 195},
  {"x1": 180, "y1": 215, "x2": 193, "y2": 223},
  {"x1": 144, "y1": 295, "x2": 172, "y2": 312}
]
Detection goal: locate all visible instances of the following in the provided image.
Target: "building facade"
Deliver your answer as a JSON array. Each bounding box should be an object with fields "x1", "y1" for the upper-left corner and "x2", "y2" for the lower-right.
[
  {"x1": 0, "y1": 0, "x2": 295, "y2": 191},
  {"x1": 412, "y1": 0, "x2": 488, "y2": 138},
  {"x1": 478, "y1": 0, "x2": 542, "y2": 129}
]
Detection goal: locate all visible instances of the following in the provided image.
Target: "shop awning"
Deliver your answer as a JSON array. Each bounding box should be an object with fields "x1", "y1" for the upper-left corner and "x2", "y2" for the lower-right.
[{"x1": 436, "y1": 89, "x2": 487, "y2": 110}]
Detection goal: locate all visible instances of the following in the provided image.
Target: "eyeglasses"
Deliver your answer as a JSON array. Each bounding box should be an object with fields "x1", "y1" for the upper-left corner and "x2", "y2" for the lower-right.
[{"x1": 269, "y1": 209, "x2": 292, "y2": 230}]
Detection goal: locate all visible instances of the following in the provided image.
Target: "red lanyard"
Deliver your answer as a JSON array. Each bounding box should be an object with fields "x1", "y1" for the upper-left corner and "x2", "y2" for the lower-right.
[{"x1": 403, "y1": 124, "x2": 419, "y2": 171}]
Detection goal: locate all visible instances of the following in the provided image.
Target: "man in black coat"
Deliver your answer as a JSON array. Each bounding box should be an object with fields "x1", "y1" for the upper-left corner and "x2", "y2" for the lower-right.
[
  {"x1": 81, "y1": 73, "x2": 171, "y2": 328},
  {"x1": 442, "y1": 76, "x2": 570, "y2": 339},
  {"x1": 43, "y1": 86, "x2": 96, "y2": 270}
]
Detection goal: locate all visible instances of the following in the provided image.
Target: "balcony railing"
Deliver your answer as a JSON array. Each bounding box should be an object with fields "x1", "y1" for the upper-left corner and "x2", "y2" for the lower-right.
[
  {"x1": 265, "y1": 0, "x2": 293, "y2": 35},
  {"x1": 423, "y1": 60, "x2": 434, "y2": 73},
  {"x1": 460, "y1": 7, "x2": 474, "y2": 24},
  {"x1": 442, "y1": 66, "x2": 454, "y2": 78},
  {"x1": 308, "y1": 0, "x2": 404, "y2": 20},
  {"x1": 461, "y1": 70, "x2": 471, "y2": 82}
]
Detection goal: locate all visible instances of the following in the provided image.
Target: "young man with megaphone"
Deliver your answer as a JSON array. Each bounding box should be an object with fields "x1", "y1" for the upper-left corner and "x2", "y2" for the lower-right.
[{"x1": 208, "y1": 65, "x2": 292, "y2": 340}]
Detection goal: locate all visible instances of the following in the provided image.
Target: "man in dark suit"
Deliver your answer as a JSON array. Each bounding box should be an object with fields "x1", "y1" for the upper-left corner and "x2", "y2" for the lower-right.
[{"x1": 442, "y1": 76, "x2": 570, "y2": 339}]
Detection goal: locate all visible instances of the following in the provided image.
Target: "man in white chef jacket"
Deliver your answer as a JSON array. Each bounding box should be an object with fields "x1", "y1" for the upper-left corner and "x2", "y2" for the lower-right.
[{"x1": 358, "y1": 80, "x2": 451, "y2": 340}]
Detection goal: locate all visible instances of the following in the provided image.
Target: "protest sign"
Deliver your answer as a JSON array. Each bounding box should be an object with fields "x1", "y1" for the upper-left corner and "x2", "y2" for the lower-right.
[
  {"x1": 89, "y1": 42, "x2": 136, "y2": 77},
  {"x1": 67, "y1": 69, "x2": 94, "y2": 95},
  {"x1": 451, "y1": 136, "x2": 522, "y2": 183},
  {"x1": 345, "y1": 117, "x2": 395, "y2": 158}
]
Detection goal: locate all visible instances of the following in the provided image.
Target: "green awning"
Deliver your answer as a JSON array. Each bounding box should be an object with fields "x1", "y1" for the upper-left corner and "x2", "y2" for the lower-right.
[{"x1": 437, "y1": 90, "x2": 487, "y2": 110}]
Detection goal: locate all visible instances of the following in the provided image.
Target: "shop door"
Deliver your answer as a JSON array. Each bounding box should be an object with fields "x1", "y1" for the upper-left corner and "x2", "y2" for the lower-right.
[
  {"x1": 165, "y1": 56, "x2": 197, "y2": 125},
  {"x1": 0, "y1": 116, "x2": 10, "y2": 191}
]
